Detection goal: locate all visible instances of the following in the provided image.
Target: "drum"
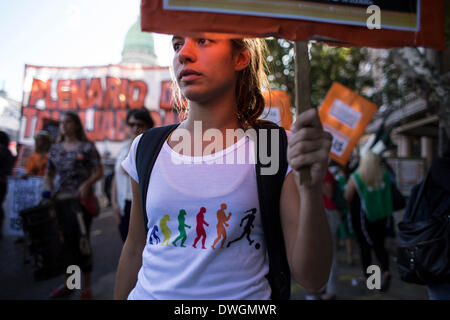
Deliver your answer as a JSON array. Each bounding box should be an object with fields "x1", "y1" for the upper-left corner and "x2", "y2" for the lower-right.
[{"x1": 19, "y1": 195, "x2": 93, "y2": 281}]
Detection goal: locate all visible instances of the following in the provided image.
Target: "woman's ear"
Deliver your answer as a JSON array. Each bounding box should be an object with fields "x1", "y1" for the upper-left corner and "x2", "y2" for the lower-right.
[{"x1": 234, "y1": 49, "x2": 250, "y2": 71}]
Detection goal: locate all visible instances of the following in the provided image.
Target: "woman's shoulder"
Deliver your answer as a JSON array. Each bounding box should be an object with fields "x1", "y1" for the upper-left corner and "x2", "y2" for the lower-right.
[
  {"x1": 49, "y1": 142, "x2": 63, "y2": 152},
  {"x1": 80, "y1": 140, "x2": 98, "y2": 151}
]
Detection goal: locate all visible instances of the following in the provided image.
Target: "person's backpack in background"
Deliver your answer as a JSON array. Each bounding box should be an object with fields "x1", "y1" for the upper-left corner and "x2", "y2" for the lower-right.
[{"x1": 397, "y1": 157, "x2": 450, "y2": 285}]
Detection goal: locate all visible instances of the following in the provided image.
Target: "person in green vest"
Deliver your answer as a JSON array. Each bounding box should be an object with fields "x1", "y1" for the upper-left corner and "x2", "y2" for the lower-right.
[{"x1": 345, "y1": 150, "x2": 393, "y2": 293}]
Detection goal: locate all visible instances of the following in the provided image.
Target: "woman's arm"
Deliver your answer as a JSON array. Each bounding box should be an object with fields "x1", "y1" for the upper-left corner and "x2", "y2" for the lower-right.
[
  {"x1": 280, "y1": 172, "x2": 333, "y2": 292},
  {"x1": 78, "y1": 165, "x2": 104, "y2": 199},
  {"x1": 44, "y1": 168, "x2": 55, "y2": 193},
  {"x1": 114, "y1": 178, "x2": 146, "y2": 299},
  {"x1": 281, "y1": 108, "x2": 333, "y2": 292},
  {"x1": 344, "y1": 177, "x2": 356, "y2": 203}
]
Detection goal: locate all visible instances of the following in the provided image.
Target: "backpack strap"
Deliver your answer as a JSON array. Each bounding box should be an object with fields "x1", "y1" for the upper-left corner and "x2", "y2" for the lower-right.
[
  {"x1": 254, "y1": 121, "x2": 291, "y2": 300},
  {"x1": 136, "y1": 123, "x2": 180, "y2": 232}
]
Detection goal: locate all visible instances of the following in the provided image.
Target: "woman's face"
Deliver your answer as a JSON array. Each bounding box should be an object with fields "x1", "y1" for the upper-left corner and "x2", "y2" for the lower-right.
[
  {"x1": 60, "y1": 115, "x2": 77, "y2": 138},
  {"x1": 172, "y1": 34, "x2": 248, "y2": 104},
  {"x1": 127, "y1": 116, "x2": 148, "y2": 139}
]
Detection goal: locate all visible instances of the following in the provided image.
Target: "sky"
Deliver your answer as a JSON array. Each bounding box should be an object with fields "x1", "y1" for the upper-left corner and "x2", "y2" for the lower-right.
[{"x1": 0, "y1": 0, "x2": 174, "y2": 102}]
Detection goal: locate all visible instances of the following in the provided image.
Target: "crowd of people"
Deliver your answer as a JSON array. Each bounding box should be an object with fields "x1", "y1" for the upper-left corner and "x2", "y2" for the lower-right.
[{"x1": 0, "y1": 107, "x2": 155, "y2": 300}]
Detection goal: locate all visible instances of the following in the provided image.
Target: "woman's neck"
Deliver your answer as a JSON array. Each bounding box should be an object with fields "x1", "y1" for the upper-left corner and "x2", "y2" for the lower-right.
[
  {"x1": 182, "y1": 91, "x2": 240, "y2": 132},
  {"x1": 64, "y1": 135, "x2": 79, "y2": 144},
  {"x1": 170, "y1": 90, "x2": 243, "y2": 156}
]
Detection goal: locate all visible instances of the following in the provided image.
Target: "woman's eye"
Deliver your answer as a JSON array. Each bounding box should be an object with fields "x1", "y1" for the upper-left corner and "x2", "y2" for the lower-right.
[
  {"x1": 173, "y1": 42, "x2": 182, "y2": 51},
  {"x1": 198, "y1": 39, "x2": 210, "y2": 45}
]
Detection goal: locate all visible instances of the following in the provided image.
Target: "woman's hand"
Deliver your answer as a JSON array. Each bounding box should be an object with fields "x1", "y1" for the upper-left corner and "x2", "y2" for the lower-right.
[{"x1": 287, "y1": 108, "x2": 332, "y2": 190}]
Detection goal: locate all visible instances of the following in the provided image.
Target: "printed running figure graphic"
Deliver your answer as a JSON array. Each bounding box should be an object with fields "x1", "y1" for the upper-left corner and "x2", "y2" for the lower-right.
[
  {"x1": 211, "y1": 203, "x2": 232, "y2": 250},
  {"x1": 149, "y1": 225, "x2": 161, "y2": 245},
  {"x1": 160, "y1": 214, "x2": 172, "y2": 246},
  {"x1": 172, "y1": 209, "x2": 191, "y2": 247},
  {"x1": 192, "y1": 207, "x2": 209, "y2": 249},
  {"x1": 227, "y1": 208, "x2": 257, "y2": 248}
]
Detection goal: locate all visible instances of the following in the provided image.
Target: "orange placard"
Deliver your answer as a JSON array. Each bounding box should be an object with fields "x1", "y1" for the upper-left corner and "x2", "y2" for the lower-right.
[
  {"x1": 141, "y1": 0, "x2": 445, "y2": 50},
  {"x1": 261, "y1": 90, "x2": 293, "y2": 130},
  {"x1": 318, "y1": 82, "x2": 377, "y2": 166}
]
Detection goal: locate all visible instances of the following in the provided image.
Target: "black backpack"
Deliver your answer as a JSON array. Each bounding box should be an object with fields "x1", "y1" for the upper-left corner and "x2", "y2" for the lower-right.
[
  {"x1": 397, "y1": 157, "x2": 450, "y2": 285},
  {"x1": 135, "y1": 121, "x2": 291, "y2": 300}
]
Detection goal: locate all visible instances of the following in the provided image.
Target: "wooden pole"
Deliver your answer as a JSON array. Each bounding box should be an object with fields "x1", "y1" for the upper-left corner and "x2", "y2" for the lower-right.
[{"x1": 294, "y1": 40, "x2": 312, "y2": 185}]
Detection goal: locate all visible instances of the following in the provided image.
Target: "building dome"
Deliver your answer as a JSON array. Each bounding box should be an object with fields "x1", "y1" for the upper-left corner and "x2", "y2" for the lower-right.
[{"x1": 121, "y1": 16, "x2": 157, "y2": 66}]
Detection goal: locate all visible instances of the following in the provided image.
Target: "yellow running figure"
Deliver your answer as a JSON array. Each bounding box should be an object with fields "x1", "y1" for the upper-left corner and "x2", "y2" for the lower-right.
[{"x1": 160, "y1": 214, "x2": 172, "y2": 246}]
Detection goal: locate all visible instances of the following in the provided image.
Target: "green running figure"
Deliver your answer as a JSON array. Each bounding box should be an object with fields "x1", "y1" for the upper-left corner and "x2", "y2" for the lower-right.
[
  {"x1": 172, "y1": 209, "x2": 191, "y2": 247},
  {"x1": 160, "y1": 214, "x2": 172, "y2": 246}
]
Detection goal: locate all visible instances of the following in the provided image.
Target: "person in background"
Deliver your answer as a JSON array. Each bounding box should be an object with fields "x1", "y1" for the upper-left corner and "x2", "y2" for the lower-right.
[
  {"x1": 44, "y1": 111, "x2": 103, "y2": 299},
  {"x1": 345, "y1": 150, "x2": 393, "y2": 293},
  {"x1": 112, "y1": 108, "x2": 154, "y2": 242},
  {"x1": 0, "y1": 131, "x2": 15, "y2": 239},
  {"x1": 102, "y1": 151, "x2": 115, "y2": 208},
  {"x1": 331, "y1": 164, "x2": 355, "y2": 266},
  {"x1": 22, "y1": 130, "x2": 52, "y2": 178},
  {"x1": 306, "y1": 166, "x2": 340, "y2": 300}
]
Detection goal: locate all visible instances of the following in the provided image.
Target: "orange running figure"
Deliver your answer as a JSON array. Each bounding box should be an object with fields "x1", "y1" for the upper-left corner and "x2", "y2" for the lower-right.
[{"x1": 211, "y1": 203, "x2": 232, "y2": 250}]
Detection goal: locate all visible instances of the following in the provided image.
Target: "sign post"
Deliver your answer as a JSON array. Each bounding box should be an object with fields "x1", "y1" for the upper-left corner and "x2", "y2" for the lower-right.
[{"x1": 294, "y1": 41, "x2": 312, "y2": 184}]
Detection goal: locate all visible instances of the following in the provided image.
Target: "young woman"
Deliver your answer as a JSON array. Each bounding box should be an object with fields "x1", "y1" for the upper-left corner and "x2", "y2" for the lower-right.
[
  {"x1": 44, "y1": 111, "x2": 103, "y2": 299},
  {"x1": 114, "y1": 34, "x2": 333, "y2": 300},
  {"x1": 345, "y1": 150, "x2": 393, "y2": 292},
  {"x1": 112, "y1": 108, "x2": 154, "y2": 242}
]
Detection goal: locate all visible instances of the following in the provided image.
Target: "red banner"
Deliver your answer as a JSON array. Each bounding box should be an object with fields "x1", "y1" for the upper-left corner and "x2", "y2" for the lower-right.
[{"x1": 21, "y1": 65, "x2": 178, "y2": 143}]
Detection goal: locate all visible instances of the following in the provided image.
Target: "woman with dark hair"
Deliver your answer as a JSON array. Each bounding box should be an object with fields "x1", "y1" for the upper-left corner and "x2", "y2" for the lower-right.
[
  {"x1": 0, "y1": 131, "x2": 14, "y2": 239},
  {"x1": 114, "y1": 35, "x2": 333, "y2": 300},
  {"x1": 44, "y1": 111, "x2": 103, "y2": 299},
  {"x1": 112, "y1": 108, "x2": 154, "y2": 242}
]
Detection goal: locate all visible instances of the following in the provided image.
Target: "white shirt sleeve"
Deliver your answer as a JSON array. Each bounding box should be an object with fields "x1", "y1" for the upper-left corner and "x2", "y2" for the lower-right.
[{"x1": 121, "y1": 134, "x2": 143, "y2": 183}]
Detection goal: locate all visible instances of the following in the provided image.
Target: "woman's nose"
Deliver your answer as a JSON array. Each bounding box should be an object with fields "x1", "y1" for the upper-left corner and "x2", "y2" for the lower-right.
[{"x1": 177, "y1": 39, "x2": 196, "y2": 64}]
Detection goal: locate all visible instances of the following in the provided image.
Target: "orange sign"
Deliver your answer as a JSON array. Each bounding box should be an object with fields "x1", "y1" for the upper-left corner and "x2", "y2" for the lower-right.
[
  {"x1": 141, "y1": 0, "x2": 445, "y2": 50},
  {"x1": 318, "y1": 82, "x2": 377, "y2": 166},
  {"x1": 261, "y1": 90, "x2": 293, "y2": 130}
]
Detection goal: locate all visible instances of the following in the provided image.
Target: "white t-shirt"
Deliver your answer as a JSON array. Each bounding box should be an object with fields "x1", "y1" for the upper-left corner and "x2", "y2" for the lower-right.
[
  {"x1": 115, "y1": 139, "x2": 133, "y2": 214},
  {"x1": 121, "y1": 132, "x2": 292, "y2": 300}
]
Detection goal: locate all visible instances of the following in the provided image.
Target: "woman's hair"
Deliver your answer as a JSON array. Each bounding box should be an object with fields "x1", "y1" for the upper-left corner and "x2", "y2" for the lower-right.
[
  {"x1": 172, "y1": 38, "x2": 270, "y2": 129},
  {"x1": 357, "y1": 150, "x2": 384, "y2": 188},
  {"x1": 126, "y1": 108, "x2": 154, "y2": 129},
  {"x1": 230, "y1": 38, "x2": 270, "y2": 129},
  {"x1": 58, "y1": 111, "x2": 89, "y2": 142}
]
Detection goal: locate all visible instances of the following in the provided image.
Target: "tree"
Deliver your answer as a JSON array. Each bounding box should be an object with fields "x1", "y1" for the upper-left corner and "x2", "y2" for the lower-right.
[{"x1": 265, "y1": 39, "x2": 373, "y2": 108}]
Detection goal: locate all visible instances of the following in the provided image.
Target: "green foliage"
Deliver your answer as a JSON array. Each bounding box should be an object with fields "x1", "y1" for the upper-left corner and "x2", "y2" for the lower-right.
[{"x1": 265, "y1": 39, "x2": 374, "y2": 109}]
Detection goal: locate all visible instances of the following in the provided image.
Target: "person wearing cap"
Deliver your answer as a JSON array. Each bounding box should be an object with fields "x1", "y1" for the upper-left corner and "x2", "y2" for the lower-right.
[{"x1": 22, "y1": 130, "x2": 53, "y2": 178}]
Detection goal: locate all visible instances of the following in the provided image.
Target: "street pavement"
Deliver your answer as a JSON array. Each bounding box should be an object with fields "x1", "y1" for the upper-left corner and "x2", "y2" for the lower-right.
[{"x1": 0, "y1": 207, "x2": 429, "y2": 300}]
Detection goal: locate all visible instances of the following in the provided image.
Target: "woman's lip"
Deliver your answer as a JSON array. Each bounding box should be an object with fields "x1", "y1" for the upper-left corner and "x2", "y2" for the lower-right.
[{"x1": 180, "y1": 74, "x2": 202, "y2": 81}]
